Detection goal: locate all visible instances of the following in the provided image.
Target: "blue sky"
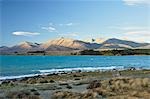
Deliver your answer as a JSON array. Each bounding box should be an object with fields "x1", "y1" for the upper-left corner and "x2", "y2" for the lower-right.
[{"x1": 1, "y1": 0, "x2": 150, "y2": 46}]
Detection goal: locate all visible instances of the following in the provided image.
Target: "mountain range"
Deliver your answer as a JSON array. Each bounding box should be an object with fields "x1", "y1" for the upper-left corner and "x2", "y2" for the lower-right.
[{"x1": 0, "y1": 38, "x2": 150, "y2": 54}]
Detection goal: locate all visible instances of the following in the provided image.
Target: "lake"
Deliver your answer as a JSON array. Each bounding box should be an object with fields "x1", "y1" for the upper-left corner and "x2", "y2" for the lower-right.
[{"x1": 0, "y1": 55, "x2": 150, "y2": 80}]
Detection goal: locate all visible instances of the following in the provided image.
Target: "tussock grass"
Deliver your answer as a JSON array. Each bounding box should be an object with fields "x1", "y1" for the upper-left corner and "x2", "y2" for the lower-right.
[
  {"x1": 6, "y1": 90, "x2": 41, "y2": 99},
  {"x1": 52, "y1": 77, "x2": 150, "y2": 99}
]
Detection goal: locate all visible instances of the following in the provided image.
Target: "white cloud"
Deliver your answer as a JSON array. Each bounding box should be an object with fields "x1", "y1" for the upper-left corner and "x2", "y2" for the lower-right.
[
  {"x1": 109, "y1": 25, "x2": 150, "y2": 34},
  {"x1": 58, "y1": 33, "x2": 78, "y2": 37},
  {"x1": 66, "y1": 23, "x2": 73, "y2": 26},
  {"x1": 41, "y1": 26, "x2": 56, "y2": 32},
  {"x1": 49, "y1": 22, "x2": 53, "y2": 26},
  {"x1": 109, "y1": 25, "x2": 150, "y2": 42},
  {"x1": 109, "y1": 26, "x2": 148, "y2": 30},
  {"x1": 121, "y1": 27, "x2": 148, "y2": 31},
  {"x1": 122, "y1": 33, "x2": 150, "y2": 43},
  {"x1": 121, "y1": 36, "x2": 150, "y2": 43},
  {"x1": 124, "y1": 30, "x2": 150, "y2": 36},
  {"x1": 122, "y1": 0, "x2": 150, "y2": 6},
  {"x1": 12, "y1": 31, "x2": 40, "y2": 36},
  {"x1": 59, "y1": 23, "x2": 79, "y2": 26},
  {"x1": 41, "y1": 22, "x2": 57, "y2": 32},
  {"x1": 121, "y1": 30, "x2": 150, "y2": 42}
]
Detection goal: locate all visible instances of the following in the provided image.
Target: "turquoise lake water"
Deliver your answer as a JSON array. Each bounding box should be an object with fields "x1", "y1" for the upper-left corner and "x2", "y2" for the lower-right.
[{"x1": 0, "y1": 55, "x2": 150, "y2": 80}]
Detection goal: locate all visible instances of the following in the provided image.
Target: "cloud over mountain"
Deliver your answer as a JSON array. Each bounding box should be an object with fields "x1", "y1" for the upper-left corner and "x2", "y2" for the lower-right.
[
  {"x1": 12, "y1": 31, "x2": 40, "y2": 36},
  {"x1": 123, "y1": 0, "x2": 149, "y2": 6}
]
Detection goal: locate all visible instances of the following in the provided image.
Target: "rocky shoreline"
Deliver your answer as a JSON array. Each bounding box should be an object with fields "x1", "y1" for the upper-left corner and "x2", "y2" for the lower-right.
[{"x1": 0, "y1": 69, "x2": 150, "y2": 99}]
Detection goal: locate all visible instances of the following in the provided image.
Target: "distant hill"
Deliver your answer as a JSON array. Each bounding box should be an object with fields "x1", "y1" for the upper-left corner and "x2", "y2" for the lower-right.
[
  {"x1": 83, "y1": 38, "x2": 106, "y2": 43},
  {"x1": 45, "y1": 45, "x2": 76, "y2": 51},
  {"x1": 99, "y1": 38, "x2": 149, "y2": 49},
  {"x1": 41, "y1": 37, "x2": 101, "y2": 50},
  {"x1": 0, "y1": 42, "x2": 41, "y2": 54},
  {"x1": 0, "y1": 46, "x2": 9, "y2": 50},
  {"x1": 134, "y1": 45, "x2": 150, "y2": 49},
  {"x1": 0, "y1": 38, "x2": 150, "y2": 54}
]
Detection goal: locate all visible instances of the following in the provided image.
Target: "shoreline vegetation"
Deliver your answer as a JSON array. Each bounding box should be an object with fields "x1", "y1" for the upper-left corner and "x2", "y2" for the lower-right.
[
  {"x1": 1, "y1": 49, "x2": 150, "y2": 56},
  {"x1": 0, "y1": 69, "x2": 150, "y2": 99}
]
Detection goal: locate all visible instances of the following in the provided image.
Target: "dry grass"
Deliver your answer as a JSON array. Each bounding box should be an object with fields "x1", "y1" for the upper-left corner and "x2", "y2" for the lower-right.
[
  {"x1": 51, "y1": 77, "x2": 150, "y2": 99},
  {"x1": 6, "y1": 90, "x2": 41, "y2": 99},
  {"x1": 51, "y1": 91, "x2": 100, "y2": 99},
  {"x1": 92, "y1": 77, "x2": 150, "y2": 98}
]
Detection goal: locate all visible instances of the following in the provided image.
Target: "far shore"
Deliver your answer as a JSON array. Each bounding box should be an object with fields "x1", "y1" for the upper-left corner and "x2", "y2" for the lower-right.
[
  {"x1": 0, "y1": 69, "x2": 150, "y2": 99},
  {"x1": 1, "y1": 49, "x2": 150, "y2": 56}
]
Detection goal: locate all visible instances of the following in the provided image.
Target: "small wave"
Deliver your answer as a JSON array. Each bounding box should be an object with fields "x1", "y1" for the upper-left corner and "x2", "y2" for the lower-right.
[
  {"x1": 37, "y1": 66, "x2": 124, "y2": 74},
  {"x1": 0, "y1": 74, "x2": 41, "y2": 80}
]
